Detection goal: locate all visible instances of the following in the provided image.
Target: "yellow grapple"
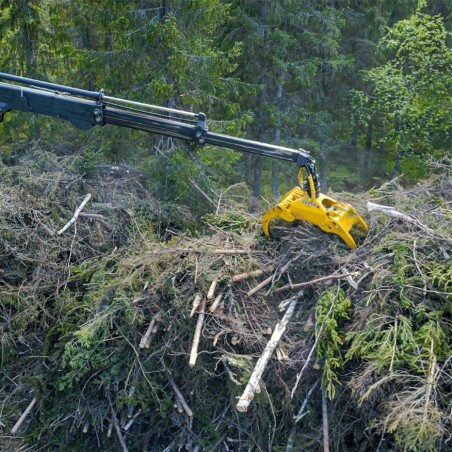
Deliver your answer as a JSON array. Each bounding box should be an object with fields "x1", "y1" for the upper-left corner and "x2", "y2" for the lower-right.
[{"x1": 262, "y1": 169, "x2": 368, "y2": 249}]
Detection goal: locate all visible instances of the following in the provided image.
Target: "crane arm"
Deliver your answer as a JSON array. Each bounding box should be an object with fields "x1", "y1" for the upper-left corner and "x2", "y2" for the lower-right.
[
  {"x1": 0, "y1": 72, "x2": 367, "y2": 248},
  {"x1": 0, "y1": 72, "x2": 313, "y2": 166}
]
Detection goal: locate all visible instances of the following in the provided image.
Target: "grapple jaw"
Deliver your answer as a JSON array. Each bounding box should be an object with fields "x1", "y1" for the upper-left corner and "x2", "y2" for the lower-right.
[{"x1": 262, "y1": 185, "x2": 368, "y2": 249}]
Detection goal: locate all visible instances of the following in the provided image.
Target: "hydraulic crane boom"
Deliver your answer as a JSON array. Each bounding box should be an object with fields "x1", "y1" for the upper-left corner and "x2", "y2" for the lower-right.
[{"x1": 0, "y1": 72, "x2": 367, "y2": 248}]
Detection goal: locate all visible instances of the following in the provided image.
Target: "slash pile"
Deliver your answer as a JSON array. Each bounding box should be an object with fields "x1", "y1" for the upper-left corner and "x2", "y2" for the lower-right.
[{"x1": 0, "y1": 150, "x2": 450, "y2": 451}]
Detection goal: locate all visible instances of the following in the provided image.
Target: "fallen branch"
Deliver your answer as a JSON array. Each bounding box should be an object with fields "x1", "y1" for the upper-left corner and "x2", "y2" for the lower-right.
[
  {"x1": 213, "y1": 249, "x2": 250, "y2": 255},
  {"x1": 367, "y1": 201, "x2": 433, "y2": 233},
  {"x1": 236, "y1": 293, "x2": 301, "y2": 412},
  {"x1": 247, "y1": 259, "x2": 293, "y2": 297},
  {"x1": 188, "y1": 178, "x2": 217, "y2": 208},
  {"x1": 139, "y1": 311, "x2": 160, "y2": 349},
  {"x1": 209, "y1": 291, "x2": 224, "y2": 313},
  {"x1": 207, "y1": 280, "x2": 217, "y2": 300},
  {"x1": 274, "y1": 272, "x2": 351, "y2": 294},
  {"x1": 107, "y1": 418, "x2": 113, "y2": 438},
  {"x1": 190, "y1": 294, "x2": 202, "y2": 317},
  {"x1": 231, "y1": 268, "x2": 268, "y2": 283},
  {"x1": 110, "y1": 403, "x2": 129, "y2": 452},
  {"x1": 124, "y1": 408, "x2": 142, "y2": 431},
  {"x1": 11, "y1": 397, "x2": 37, "y2": 434},
  {"x1": 322, "y1": 387, "x2": 330, "y2": 452},
  {"x1": 169, "y1": 378, "x2": 193, "y2": 417},
  {"x1": 57, "y1": 193, "x2": 92, "y2": 235},
  {"x1": 286, "y1": 380, "x2": 320, "y2": 451},
  {"x1": 189, "y1": 298, "x2": 207, "y2": 367}
]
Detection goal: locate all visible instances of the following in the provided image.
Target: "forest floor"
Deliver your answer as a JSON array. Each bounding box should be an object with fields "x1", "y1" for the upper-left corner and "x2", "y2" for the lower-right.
[{"x1": 0, "y1": 148, "x2": 450, "y2": 451}]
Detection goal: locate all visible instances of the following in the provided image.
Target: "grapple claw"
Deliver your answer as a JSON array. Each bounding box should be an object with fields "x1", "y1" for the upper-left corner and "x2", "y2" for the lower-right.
[{"x1": 262, "y1": 187, "x2": 368, "y2": 248}]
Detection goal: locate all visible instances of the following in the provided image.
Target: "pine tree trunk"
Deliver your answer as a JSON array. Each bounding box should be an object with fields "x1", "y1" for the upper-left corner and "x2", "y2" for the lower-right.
[
  {"x1": 250, "y1": 156, "x2": 263, "y2": 213},
  {"x1": 272, "y1": 82, "x2": 283, "y2": 201}
]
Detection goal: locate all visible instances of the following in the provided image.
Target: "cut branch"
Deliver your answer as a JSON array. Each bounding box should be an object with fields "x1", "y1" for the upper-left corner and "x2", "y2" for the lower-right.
[
  {"x1": 189, "y1": 298, "x2": 207, "y2": 367},
  {"x1": 209, "y1": 291, "x2": 224, "y2": 313},
  {"x1": 57, "y1": 193, "x2": 92, "y2": 235},
  {"x1": 169, "y1": 378, "x2": 193, "y2": 417},
  {"x1": 110, "y1": 402, "x2": 129, "y2": 452},
  {"x1": 322, "y1": 387, "x2": 330, "y2": 452},
  {"x1": 188, "y1": 178, "x2": 217, "y2": 208},
  {"x1": 247, "y1": 259, "x2": 293, "y2": 296},
  {"x1": 11, "y1": 397, "x2": 37, "y2": 434},
  {"x1": 367, "y1": 201, "x2": 433, "y2": 233},
  {"x1": 236, "y1": 294, "x2": 301, "y2": 412},
  {"x1": 231, "y1": 268, "x2": 268, "y2": 283},
  {"x1": 207, "y1": 280, "x2": 217, "y2": 300},
  {"x1": 190, "y1": 294, "x2": 202, "y2": 317},
  {"x1": 139, "y1": 310, "x2": 160, "y2": 349},
  {"x1": 274, "y1": 272, "x2": 351, "y2": 294}
]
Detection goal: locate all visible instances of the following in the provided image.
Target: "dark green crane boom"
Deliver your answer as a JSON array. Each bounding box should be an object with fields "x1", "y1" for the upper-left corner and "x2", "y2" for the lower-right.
[{"x1": 0, "y1": 72, "x2": 367, "y2": 248}]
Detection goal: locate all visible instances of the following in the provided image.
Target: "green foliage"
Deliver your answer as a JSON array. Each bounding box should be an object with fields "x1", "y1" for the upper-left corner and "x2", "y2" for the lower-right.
[
  {"x1": 315, "y1": 287, "x2": 351, "y2": 399},
  {"x1": 202, "y1": 212, "x2": 257, "y2": 233},
  {"x1": 352, "y1": 8, "x2": 451, "y2": 180}
]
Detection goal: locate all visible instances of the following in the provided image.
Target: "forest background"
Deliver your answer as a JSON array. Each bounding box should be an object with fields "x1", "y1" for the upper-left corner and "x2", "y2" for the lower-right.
[{"x1": 0, "y1": 0, "x2": 450, "y2": 211}]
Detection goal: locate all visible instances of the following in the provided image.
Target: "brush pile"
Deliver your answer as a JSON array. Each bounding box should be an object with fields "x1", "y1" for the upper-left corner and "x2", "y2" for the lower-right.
[{"x1": 1, "y1": 149, "x2": 450, "y2": 451}]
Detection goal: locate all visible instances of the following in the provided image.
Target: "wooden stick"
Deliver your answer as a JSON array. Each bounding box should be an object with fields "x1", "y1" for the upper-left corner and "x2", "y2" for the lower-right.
[
  {"x1": 213, "y1": 249, "x2": 250, "y2": 255},
  {"x1": 286, "y1": 380, "x2": 320, "y2": 451},
  {"x1": 124, "y1": 409, "x2": 141, "y2": 431},
  {"x1": 236, "y1": 295, "x2": 300, "y2": 412},
  {"x1": 322, "y1": 387, "x2": 330, "y2": 452},
  {"x1": 190, "y1": 294, "x2": 202, "y2": 317},
  {"x1": 169, "y1": 378, "x2": 193, "y2": 417},
  {"x1": 207, "y1": 280, "x2": 217, "y2": 300},
  {"x1": 247, "y1": 259, "x2": 293, "y2": 296},
  {"x1": 294, "y1": 380, "x2": 320, "y2": 423},
  {"x1": 57, "y1": 193, "x2": 91, "y2": 235},
  {"x1": 231, "y1": 269, "x2": 265, "y2": 282},
  {"x1": 189, "y1": 298, "x2": 207, "y2": 367},
  {"x1": 175, "y1": 399, "x2": 184, "y2": 413},
  {"x1": 209, "y1": 291, "x2": 224, "y2": 313},
  {"x1": 110, "y1": 404, "x2": 129, "y2": 452},
  {"x1": 188, "y1": 178, "x2": 217, "y2": 208},
  {"x1": 11, "y1": 397, "x2": 37, "y2": 434},
  {"x1": 139, "y1": 311, "x2": 160, "y2": 349},
  {"x1": 274, "y1": 273, "x2": 351, "y2": 294},
  {"x1": 107, "y1": 418, "x2": 113, "y2": 437},
  {"x1": 367, "y1": 201, "x2": 433, "y2": 232},
  {"x1": 247, "y1": 274, "x2": 273, "y2": 297}
]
